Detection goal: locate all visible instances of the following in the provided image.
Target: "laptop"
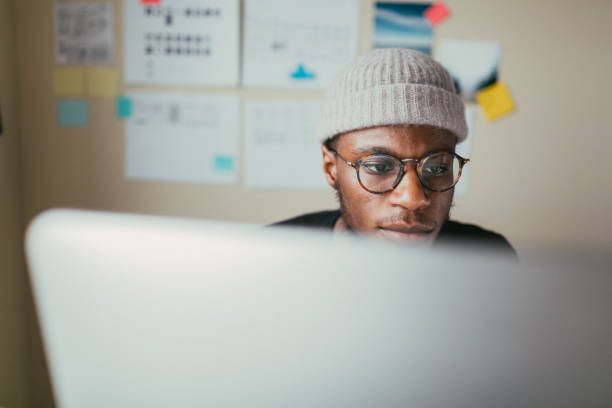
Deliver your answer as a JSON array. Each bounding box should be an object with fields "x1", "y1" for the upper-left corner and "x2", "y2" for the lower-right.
[{"x1": 25, "y1": 209, "x2": 612, "y2": 407}]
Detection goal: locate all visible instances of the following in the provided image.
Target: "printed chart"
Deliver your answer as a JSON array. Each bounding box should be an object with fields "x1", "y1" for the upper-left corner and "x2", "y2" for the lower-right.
[
  {"x1": 55, "y1": 2, "x2": 114, "y2": 65},
  {"x1": 125, "y1": 92, "x2": 240, "y2": 185},
  {"x1": 243, "y1": 0, "x2": 360, "y2": 89},
  {"x1": 244, "y1": 99, "x2": 327, "y2": 189},
  {"x1": 123, "y1": 0, "x2": 239, "y2": 86}
]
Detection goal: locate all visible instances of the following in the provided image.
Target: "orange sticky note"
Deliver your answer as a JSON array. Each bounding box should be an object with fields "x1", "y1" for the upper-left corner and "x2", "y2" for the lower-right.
[
  {"x1": 140, "y1": 0, "x2": 160, "y2": 4},
  {"x1": 476, "y1": 82, "x2": 515, "y2": 121},
  {"x1": 53, "y1": 68, "x2": 85, "y2": 96},
  {"x1": 86, "y1": 68, "x2": 119, "y2": 97},
  {"x1": 424, "y1": 2, "x2": 451, "y2": 26}
]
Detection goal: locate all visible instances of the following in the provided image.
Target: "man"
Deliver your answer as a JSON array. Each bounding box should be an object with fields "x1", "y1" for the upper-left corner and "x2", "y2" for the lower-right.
[{"x1": 274, "y1": 48, "x2": 515, "y2": 256}]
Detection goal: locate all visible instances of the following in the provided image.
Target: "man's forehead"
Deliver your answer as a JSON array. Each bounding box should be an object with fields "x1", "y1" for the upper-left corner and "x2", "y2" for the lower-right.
[{"x1": 336, "y1": 125, "x2": 456, "y2": 150}]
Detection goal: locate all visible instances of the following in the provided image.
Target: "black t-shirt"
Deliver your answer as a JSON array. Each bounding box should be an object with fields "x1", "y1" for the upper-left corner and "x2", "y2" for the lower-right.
[{"x1": 272, "y1": 210, "x2": 517, "y2": 259}]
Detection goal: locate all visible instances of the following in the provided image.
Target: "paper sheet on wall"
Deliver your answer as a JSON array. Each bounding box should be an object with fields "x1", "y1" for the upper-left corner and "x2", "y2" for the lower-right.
[
  {"x1": 125, "y1": 92, "x2": 240, "y2": 184},
  {"x1": 244, "y1": 99, "x2": 327, "y2": 189},
  {"x1": 54, "y1": 2, "x2": 114, "y2": 65},
  {"x1": 123, "y1": 0, "x2": 239, "y2": 86},
  {"x1": 436, "y1": 40, "x2": 501, "y2": 102},
  {"x1": 373, "y1": 2, "x2": 433, "y2": 55},
  {"x1": 243, "y1": 0, "x2": 360, "y2": 89},
  {"x1": 454, "y1": 106, "x2": 474, "y2": 196}
]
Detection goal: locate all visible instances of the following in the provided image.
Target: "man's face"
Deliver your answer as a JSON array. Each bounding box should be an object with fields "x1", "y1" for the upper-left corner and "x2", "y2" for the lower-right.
[{"x1": 322, "y1": 125, "x2": 456, "y2": 246}]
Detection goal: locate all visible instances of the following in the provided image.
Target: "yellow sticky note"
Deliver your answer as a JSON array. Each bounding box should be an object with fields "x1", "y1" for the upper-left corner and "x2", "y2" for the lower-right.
[
  {"x1": 86, "y1": 68, "x2": 119, "y2": 97},
  {"x1": 53, "y1": 68, "x2": 85, "y2": 96},
  {"x1": 476, "y1": 82, "x2": 515, "y2": 121}
]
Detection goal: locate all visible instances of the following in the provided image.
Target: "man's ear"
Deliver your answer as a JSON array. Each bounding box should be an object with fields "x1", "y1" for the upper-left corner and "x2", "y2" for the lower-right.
[{"x1": 321, "y1": 143, "x2": 338, "y2": 189}]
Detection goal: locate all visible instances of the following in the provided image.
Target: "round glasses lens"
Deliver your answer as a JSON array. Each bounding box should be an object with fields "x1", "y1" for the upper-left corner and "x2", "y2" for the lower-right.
[
  {"x1": 358, "y1": 154, "x2": 402, "y2": 192},
  {"x1": 420, "y1": 153, "x2": 461, "y2": 191}
]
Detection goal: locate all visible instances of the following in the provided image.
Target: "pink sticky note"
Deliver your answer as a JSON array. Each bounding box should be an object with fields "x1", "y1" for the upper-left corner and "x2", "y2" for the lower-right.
[{"x1": 424, "y1": 2, "x2": 451, "y2": 26}]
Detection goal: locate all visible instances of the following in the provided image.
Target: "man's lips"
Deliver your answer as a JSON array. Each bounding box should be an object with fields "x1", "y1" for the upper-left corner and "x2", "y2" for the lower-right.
[{"x1": 376, "y1": 224, "x2": 435, "y2": 243}]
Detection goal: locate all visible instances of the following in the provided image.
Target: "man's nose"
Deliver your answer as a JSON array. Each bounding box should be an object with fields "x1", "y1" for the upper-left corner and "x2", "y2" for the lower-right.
[{"x1": 388, "y1": 167, "x2": 431, "y2": 210}]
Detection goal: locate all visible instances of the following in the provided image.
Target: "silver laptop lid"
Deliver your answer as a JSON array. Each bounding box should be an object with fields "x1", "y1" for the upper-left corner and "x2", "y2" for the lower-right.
[{"x1": 26, "y1": 209, "x2": 612, "y2": 408}]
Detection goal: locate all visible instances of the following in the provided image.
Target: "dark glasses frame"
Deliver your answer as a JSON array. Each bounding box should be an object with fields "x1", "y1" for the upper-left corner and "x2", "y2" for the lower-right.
[{"x1": 328, "y1": 148, "x2": 470, "y2": 194}]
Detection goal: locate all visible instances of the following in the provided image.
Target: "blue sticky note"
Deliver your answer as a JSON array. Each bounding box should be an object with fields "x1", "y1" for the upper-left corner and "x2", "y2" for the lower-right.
[
  {"x1": 214, "y1": 155, "x2": 234, "y2": 171},
  {"x1": 57, "y1": 99, "x2": 89, "y2": 127},
  {"x1": 116, "y1": 96, "x2": 133, "y2": 118}
]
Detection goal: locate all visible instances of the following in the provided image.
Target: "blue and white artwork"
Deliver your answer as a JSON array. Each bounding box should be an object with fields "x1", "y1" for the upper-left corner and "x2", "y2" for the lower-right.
[
  {"x1": 373, "y1": 2, "x2": 433, "y2": 55},
  {"x1": 436, "y1": 40, "x2": 501, "y2": 102}
]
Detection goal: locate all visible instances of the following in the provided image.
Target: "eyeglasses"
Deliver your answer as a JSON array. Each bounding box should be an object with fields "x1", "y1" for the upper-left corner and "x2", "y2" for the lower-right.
[{"x1": 329, "y1": 148, "x2": 470, "y2": 194}]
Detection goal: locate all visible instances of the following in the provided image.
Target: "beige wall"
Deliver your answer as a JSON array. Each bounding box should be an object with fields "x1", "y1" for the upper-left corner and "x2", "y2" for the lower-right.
[
  {"x1": 15, "y1": 0, "x2": 612, "y2": 257},
  {"x1": 441, "y1": 0, "x2": 612, "y2": 253},
  {"x1": 6, "y1": 0, "x2": 612, "y2": 405},
  {"x1": 0, "y1": 0, "x2": 28, "y2": 407}
]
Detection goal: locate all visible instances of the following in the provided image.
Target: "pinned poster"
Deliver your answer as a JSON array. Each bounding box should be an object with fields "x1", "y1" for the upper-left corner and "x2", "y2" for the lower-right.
[
  {"x1": 125, "y1": 92, "x2": 240, "y2": 184},
  {"x1": 53, "y1": 68, "x2": 85, "y2": 96},
  {"x1": 54, "y1": 2, "x2": 114, "y2": 65},
  {"x1": 123, "y1": 0, "x2": 240, "y2": 86},
  {"x1": 454, "y1": 106, "x2": 474, "y2": 196},
  {"x1": 244, "y1": 99, "x2": 327, "y2": 189},
  {"x1": 86, "y1": 68, "x2": 119, "y2": 97},
  {"x1": 423, "y1": 2, "x2": 450, "y2": 26},
  {"x1": 373, "y1": 2, "x2": 433, "y2": 55},
  {"x1": 436, "y1": 40, "x2": 501, "y2": 102},
  {"x1": 242, "y1": 0, "x2": 360, "y2": 89},
  {"x1": 57, "y1": 100, "x2": 89, "y2": 127},
  {"x1": 476, "y1": 82, "x2": 515, "y2": 121}
]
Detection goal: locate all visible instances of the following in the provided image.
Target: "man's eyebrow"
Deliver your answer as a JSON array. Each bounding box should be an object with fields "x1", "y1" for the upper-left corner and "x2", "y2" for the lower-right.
[
  {"x1": 351, "y1": 145, "x2": 456, "y2": 158},
  {"x1": 351, "y1": 146, "x2": 393, "y2": 156}
]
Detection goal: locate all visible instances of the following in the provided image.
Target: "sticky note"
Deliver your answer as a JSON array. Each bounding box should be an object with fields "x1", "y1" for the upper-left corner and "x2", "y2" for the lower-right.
[
  {"x1": 53, "y1": 68, "x2": 85, "y2": 96},
  {"x1": 57, "y1": 100, "x2": 89, "y2": 127},
  {"x1": 86, "y1": 68, "x2": 119, "y2": 97},
  {"x1": 424, "y1": 2, "x2": 451, "y2": 26},
  {"x1": 140, "y1": 0, "x2": 160, "y2": 4},
  {"x1": 476, "y1": 82, "x2": 515, "y2": 121},
  {"x1": 116, "y1": 96, "x2": 133, "y2": 118},
  {"x1": 214, "y1": 155, "x2": 234, "y2": 171}
]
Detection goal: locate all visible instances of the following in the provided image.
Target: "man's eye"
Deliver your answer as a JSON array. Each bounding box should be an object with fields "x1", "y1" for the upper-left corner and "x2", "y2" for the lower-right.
[
  {"x1": 424, "y1": 165, "x2": 449, "y2": 176},
  {"x1": 362, "y1": 161, "x2": 395, "y2": 175}
]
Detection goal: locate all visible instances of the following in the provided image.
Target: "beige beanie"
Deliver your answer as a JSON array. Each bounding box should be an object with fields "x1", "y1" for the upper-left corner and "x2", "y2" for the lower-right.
[{"x1": 319, "y1": 48, "x2": 468, "y2": 143}]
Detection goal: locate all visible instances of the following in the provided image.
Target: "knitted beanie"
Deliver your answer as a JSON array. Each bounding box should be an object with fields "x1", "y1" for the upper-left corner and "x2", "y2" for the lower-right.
[{"x1": 319, "y1": 48, "x2": 467, "y2": 143}]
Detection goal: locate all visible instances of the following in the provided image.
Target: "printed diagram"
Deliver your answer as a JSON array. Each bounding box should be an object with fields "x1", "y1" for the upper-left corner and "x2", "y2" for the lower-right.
[
  {"x1": 125, "y1": 92, "x2": 240, "y2": 184},
  {"x1": 131, "y1": 98, "x2": 218, "y2": 128},
  {"x1": 245, "y1": 19, "x2": 354, "y2": 65},
  {"x1": 140, "y1": 5, "x2": 221, "y2": 58},
  {"x1": 55, "y1": 2, "x2": 114, "y2": 65},
  {"x1": 242, "y1": 0, "x2": 359, "y2": 89},
  {"x1": 143, "y1": 33, "x2": 211, "y2": 58},
  {"x1": 123, "y1": 0, "x2": 240, "y2": 86},
  {"x1": 143, "y1": 4, "x2": 222, "y2": 25},
  {"x1": 244, "y1": 100, "x2": 327, "y2": 189}
]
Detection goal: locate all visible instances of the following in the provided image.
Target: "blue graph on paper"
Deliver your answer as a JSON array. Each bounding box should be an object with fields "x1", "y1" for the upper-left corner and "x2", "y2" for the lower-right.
[{"x1": 290, "y1": 64, "x2": 316, "y2": 80}]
